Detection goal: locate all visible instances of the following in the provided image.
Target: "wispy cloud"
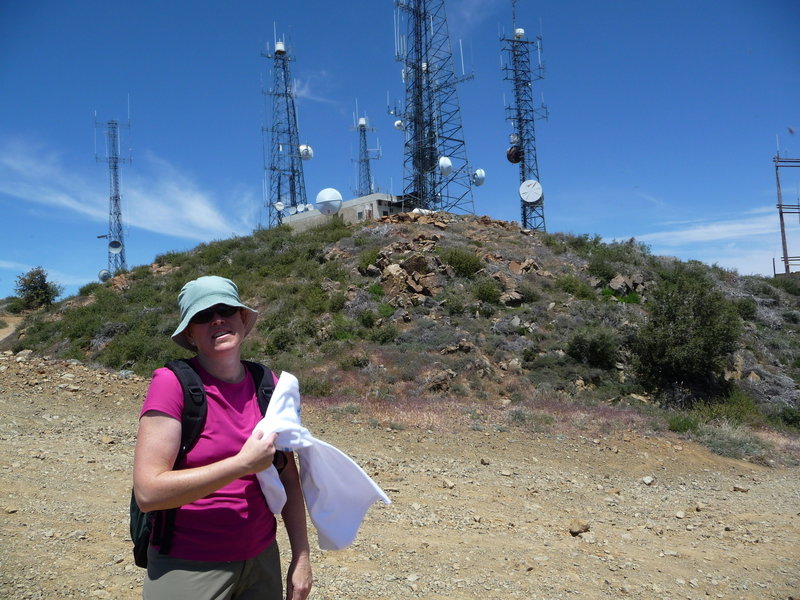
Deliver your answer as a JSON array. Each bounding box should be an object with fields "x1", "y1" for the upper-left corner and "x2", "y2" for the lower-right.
[
  {"x1": 636, "y1": 212, "x2": 777, "y2": 246},
  {"x1": 0, "y1": 137, "x2": 254, "y2": 242},
  {"x1": 293, "y1": 72, "x2": 337, "y2": 105},
  {"x1": 447, "y1": 0, "x2": 503, "y2": 40}
]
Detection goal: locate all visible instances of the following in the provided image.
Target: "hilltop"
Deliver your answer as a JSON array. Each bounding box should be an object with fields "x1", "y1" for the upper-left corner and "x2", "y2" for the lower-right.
[{"x1": 2, "y1": 212, "x2": 800, "y2": 463}]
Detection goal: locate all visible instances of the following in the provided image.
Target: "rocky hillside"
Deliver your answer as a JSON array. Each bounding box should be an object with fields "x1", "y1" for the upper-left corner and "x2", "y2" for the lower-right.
[{"x1": 3, "y1": 213, "x2": 800, "y2": 462}]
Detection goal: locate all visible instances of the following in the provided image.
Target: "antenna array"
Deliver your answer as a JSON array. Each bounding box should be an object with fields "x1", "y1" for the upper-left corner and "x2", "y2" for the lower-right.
[
  {"x1": 263, "y1": 38, "x2": 310, "y2": 227},
  {"x1": 354, "y1": 113, "x2": 381, "y2": 197},
  {"x1": 96, "y1": 119, "x2": 130, "y2": 276},
  {"x1": 392, "y1": 0, "x2": 476, "y2": 213},
  {"x1": 501, "y1": 0, "x2": 548, "y2": 231}
]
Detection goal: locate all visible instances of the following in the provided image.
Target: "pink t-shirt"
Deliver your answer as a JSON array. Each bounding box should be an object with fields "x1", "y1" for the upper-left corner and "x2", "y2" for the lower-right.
[{"x1": 140, "y1": 359, "x2": 277, "y2": 561}]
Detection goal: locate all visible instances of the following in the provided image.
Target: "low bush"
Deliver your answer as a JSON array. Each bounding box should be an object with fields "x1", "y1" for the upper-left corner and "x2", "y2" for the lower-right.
[
  {"x1": 473, "y1": 278, "x2": 502, "y2": 304},
  {"x1": 440, "y1": 246, "x2": 483, "y2": 278},
  {"x1": 567, "y1": 326, "x2": 619, "y2": 369},
  {"x1": 556, "y1": 275, "x2": 595, "y2": 300}
]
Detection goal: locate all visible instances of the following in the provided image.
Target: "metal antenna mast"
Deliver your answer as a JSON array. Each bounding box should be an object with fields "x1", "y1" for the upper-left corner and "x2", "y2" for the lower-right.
[
  {"x1": 97, "y1": 119, "x2": 129, "y2": 275},
  {"x1": 354, "y1": 113, "x2": 381, "y2": 196},
  {"x1": 502, "y1": 0, "x2": 548, "y2": 231},
  {"x1": 392, "y1": 0, "x2": 478, "y2": 213},
  {"x1": 774, "y1": 153, "x2": 800, "y2": 275},
  {"x1": 263, "y1": 37, "x2": 310, "y2": 228}
]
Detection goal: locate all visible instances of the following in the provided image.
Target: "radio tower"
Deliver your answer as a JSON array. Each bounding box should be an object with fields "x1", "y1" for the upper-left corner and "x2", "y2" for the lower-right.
[
  {"x1": 263, "y1": 37, "x2": 311, "y2": 228},
  {"x1": 392, "y1": 0, "x2": 480, "y2": 213},
  {"x1": 502, "y1": 0, "x2": 548, "y2": 231},
  {"x1": 97, "y1": 119, "x2": 129, "y2": 275},
  {"x1": 354, "y1": 113, "x2": 381, "y2": 196}
]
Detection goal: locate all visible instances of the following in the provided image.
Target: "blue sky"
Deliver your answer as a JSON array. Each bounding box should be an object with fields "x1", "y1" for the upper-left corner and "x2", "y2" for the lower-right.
[{"x1": 2, "y1": 0, "x2": 799, "y2": 300}]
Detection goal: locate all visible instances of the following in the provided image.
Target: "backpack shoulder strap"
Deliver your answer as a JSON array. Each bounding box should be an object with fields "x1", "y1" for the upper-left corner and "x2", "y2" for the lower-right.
[
  {"x1": 242, "y1": 360, "x2": 275, "y2": 416},
  {"x1": 165, "y1": 359, "x2": 207, "y2": 456}
]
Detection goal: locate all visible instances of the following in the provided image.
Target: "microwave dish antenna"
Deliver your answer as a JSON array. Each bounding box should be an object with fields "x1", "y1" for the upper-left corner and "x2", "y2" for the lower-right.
[{"x1": 519, "y1": 179, "x2": 543, "y2": 204}]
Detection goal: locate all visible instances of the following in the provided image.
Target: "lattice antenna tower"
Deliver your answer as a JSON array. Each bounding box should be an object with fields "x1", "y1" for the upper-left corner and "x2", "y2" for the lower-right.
[
  {"x1": 263, "y1": 34, "x2": 311, "y2": 228},
  {"x1": 353, "y1": 107, "x2": 381, "y2": 196},
  {"x1": 501, "y1": 0, "x2": 548, "y2": 231},
  {"x1": 96, "y1": 117, "x2": 130, "y2": 276},
  {"x1": 391, "y1": 0, "x2": 477, "y2": 213}
]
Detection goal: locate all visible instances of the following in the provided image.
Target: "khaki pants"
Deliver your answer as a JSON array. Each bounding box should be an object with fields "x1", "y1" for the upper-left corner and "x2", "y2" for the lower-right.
[{"x1": 143, "y1": 542, "x2": 282, "y2": 600}]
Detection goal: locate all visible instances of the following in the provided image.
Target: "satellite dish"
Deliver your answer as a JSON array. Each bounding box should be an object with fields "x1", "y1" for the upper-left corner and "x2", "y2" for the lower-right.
[
  {"x1": 288, "y1": 205, "x2": 298, "y2": 215},
  {"x1": 316, "y1": 187, "x2": 343, "y2": 215},
  {"x1": 274, "y1": 201, "x2": 285, "y2": 212},
  {"x1": 299, "y1": 145, "x2": 314, "y2": 160},
  {"x1": 438, "y1": 156, "x2": 452, "y2": 176},
  {"x1": 394, "y1": 119, "x2": 404, "y2": 130},
  {"x1": 108, "y1": 240, "x2": 123, "y2": 254},
  {"x1": 296, "y1": 204, "x2": 306, "y2": 213},
  {"x1": 509, "y1": 133, "x2": 520, "y2": 145},
  {"x1": 514, "y1": 27, "x2": 525, "y2": 39},
  {"x1": 98, "y1": 269, "x2": 112, "y2": 283},
  {"x1": 472, "y1": 168, "x2": 486, "y2": 186},
  {"x1": 506, "y1": 145, "x2": 522, "y2": 164},
  {"x1": 519, "y1": 180, "x2": 543, "y2": 204}
]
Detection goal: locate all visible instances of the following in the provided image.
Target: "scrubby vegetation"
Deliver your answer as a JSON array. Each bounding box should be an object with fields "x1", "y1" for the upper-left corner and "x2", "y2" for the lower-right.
[{"x1": 3, "y1": 214, "x2": 799, "y2": 464}]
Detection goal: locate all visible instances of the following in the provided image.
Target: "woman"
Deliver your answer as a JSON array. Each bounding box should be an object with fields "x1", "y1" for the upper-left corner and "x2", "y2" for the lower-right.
[{"x1": 133, "y1": 275, "x2": 312, "y2": 600}]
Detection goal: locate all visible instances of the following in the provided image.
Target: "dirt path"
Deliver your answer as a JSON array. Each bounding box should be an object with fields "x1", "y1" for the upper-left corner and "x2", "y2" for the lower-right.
[
  {"x1": 0, "y1": 352, "x2": 798, "y2": 599},
  {"x1": 0, "y1": 315, "x2": 22, "y2": 345}
]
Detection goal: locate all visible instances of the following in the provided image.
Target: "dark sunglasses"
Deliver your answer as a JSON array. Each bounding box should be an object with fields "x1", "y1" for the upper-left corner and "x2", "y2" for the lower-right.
[{"x1": 190, "y1": 304, "x2": 240, "y2": 324}]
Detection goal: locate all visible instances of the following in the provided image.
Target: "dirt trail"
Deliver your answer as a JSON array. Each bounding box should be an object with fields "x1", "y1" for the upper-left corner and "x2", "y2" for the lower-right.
[{"x1": 1, "y1": 352, "x2": 798, "y2": 599}]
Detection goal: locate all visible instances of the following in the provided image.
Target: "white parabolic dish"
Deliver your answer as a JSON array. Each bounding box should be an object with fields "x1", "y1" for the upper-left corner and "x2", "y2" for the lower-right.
[
  {"x1": 316, "y1": 188, "x2": 343, "y2": 216},
  {"x1": 519, "y1": 180, "x2": 543, "y2": 204}
]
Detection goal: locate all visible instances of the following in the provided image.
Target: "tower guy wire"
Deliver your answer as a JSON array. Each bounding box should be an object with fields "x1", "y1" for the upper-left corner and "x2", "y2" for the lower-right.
[
  {"x1": 392, "y1": 0, "x2": 477, "y2": 214},
  {"x1": 501, "y1": 0, "x2": 548, "y2": 231},
  {"x1": 263, "y1": 36, "x2": 310, "y2": 228}
]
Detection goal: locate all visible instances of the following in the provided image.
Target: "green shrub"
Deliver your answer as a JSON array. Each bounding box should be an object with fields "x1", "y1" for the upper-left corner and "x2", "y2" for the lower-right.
[
  {"x1": 440, "y1": 246, "x2": 483, "y2": 278},
  {"x1": 773, "y1": 405, "x2": 800, "y2": 429},
  {"x1": 358, "y1": 249, "x2": 380, "y2": 273},
  {"x1": 328, "y1": 292, "x2": 347, "y2": 313},
  {"x1": 692, "y1": 388, "x2": 763, "y2": 426},
  {"x1": 667, "y1": 412, "x2": 701, "y2": 433},
  {"x1": 15, "y1": 267, "x2": 63, "y2": 309},
  {"x1": 619, "y1": 291, "x2": 641, "y2": 304},
  {"x1": 369, "y1": 324, "x2": 398, "y2": 344},
  {"x1": 473, "y1": 278, "x2": 502, "y2": 304},
  {"x1": 567, "y1": 326, "x2": 619, "y2": 369},
  {"x1": 377, "y1": 303, "x2": 395, "y2": 319},
  {"x1": 78, "y1": 282, "x2": 104, "y2": 296},
  {"x1": 587, "y1": 258, "x2": 616, "y2": 285},
  {"x1": 0, "y1": 318, "x2": 7, "y2": 329},
  {"x1": 734, "y1": 297, "x2": 758, "y2": 321},
  {"x1": 771, "y1": 276, "x2": 800, "y2": 296},
  {"x1": 555, "y1": 275, "x2": 595, "y2": 300},
  {"x1": 367, "y1": 283, "x2": 384, "y2": 299},
  {"x1": 633, "y1": 262, "x2": 742, "y2": 395},
  {"x1": 518, "y1": 280, "x2": 541, "y2": 303}
]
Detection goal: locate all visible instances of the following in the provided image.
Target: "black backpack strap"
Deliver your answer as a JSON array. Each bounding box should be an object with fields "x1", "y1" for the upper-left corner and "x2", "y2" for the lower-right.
[
  {"x1": 242, "y1": 360, "x2": 287, "y2": 473},
  {"x1": 165, "y1": 359, "x2": 207, "y2": 455},
  {"x1": 242, "y1": 360, "x2": 275, "y2": 415}
]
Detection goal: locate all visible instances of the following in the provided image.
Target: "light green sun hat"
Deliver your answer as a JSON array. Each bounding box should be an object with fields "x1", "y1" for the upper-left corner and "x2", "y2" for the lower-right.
[{"x1": 171, "y1": 275, "x2": 258, "y2": 351}]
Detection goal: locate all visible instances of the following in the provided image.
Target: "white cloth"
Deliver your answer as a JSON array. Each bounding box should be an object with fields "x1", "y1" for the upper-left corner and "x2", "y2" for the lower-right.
[{"x1": 253, "y1": 372, "x2": 391, "y2": 550}]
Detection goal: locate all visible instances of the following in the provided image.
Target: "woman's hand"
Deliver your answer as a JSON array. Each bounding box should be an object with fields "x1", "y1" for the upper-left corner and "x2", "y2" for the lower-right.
[
  {"x1": 286, "y1": 554, "x2": 312, "y2": 600},
  {"x1": 236, "y1": 429, "x2": 277, "y2": 474}
]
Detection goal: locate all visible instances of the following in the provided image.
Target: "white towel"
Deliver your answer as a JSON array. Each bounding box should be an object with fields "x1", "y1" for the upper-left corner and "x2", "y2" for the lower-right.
[{"x1": 253, "y1": 372, "x2": 391, "y2": 550}]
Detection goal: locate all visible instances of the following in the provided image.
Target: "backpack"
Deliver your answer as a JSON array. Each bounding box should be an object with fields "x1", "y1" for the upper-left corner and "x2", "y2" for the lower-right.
[{"x1": 130, "y1": 359, "x2": 277, "y2": 568}]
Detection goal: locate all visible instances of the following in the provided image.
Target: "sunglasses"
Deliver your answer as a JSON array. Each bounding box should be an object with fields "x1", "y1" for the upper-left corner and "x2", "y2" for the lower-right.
[{"x1": 190, "y1": 304, "x2": 240, "y2": 324}]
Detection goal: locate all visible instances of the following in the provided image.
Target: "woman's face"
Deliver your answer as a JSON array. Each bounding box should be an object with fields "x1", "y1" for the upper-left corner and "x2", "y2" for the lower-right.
[{"x1": 184, "y1": 304, "x2": 247, "y2": 357}]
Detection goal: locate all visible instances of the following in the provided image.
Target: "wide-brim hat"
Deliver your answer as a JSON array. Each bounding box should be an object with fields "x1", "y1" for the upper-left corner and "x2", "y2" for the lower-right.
[{"x1": 171, "y1": 275, "x2": 258, "y2": 351}]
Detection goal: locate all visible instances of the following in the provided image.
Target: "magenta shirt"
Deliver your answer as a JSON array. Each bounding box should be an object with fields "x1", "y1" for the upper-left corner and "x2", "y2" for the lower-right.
[{"x1": 140, "y1": 359, "x2": 277, "y2": 561}]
